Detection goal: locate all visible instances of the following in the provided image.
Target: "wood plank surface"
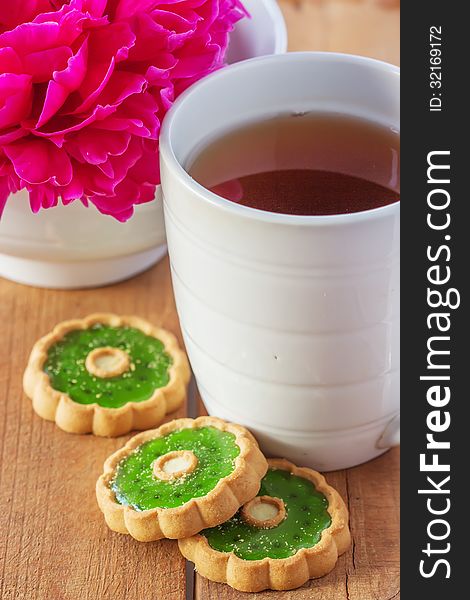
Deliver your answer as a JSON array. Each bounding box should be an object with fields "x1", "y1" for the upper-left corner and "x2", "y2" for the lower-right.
[
  {"x1": 0, "y1": 262, "x2": 189, "y2": 600},
  {"x1": 0, "y1": 2, "x2": 400, "y2": 599},
  {"x1": 279, "y1": 0, "x2": 400, "y2": 66}
]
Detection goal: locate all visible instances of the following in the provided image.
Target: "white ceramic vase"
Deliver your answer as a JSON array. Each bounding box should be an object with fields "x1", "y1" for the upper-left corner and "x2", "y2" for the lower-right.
[{"x1": 0, "y1": 0, "x2": 287, "y2": 289}]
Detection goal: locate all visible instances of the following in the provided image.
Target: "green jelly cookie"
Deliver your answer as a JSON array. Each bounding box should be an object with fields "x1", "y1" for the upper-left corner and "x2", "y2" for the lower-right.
[
  {"x1": 179, "y1": 458, "x2": 351, "y2": 592},
  {"x1": 203, "y1": 467, "x2": 332, "y2": 560},
  {"x1": 24, "y1": 314, "x2": 190, "y2": 436},
  {"x1": 96, "y1": 417, "x2": 268, "y2": 541},
  {"x1": 111, "y1": 426, "x2": 240, "y2": 509},
  {"x1": 44, "y1": 324, "x2": 171, "y2": 409}
]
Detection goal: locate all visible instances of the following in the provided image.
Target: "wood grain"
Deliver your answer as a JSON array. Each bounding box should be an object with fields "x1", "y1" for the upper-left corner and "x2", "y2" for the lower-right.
[
  {"x1": 278, "y1": 0, "x2": 400, "y2": 65},
  {"x1": 1, "y1": 2, "x2": 400, "y2": 599},
  {"x1": 0, "y1": 261, "x2": 188, "y2": 600}
]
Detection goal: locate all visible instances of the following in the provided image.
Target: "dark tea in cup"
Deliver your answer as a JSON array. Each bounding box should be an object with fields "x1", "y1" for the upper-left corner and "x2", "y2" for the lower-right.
[{"x1": 189, "y1": 112, "x2": 400, "y2": 216}]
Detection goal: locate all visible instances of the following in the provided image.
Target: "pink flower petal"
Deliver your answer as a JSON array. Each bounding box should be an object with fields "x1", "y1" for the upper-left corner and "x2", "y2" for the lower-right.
[
  {"x1": 134, "y1": 183, "x2": 156, "y2": 205},
  {"x1": 0, "y1": 47, "x2": 22, "y2": 73},
  {"x1": 5, "y1": 138, "x2": 72, "y2": 186},
  {"x1": 23, "y1": 46, "x2": 73, "y2": 83},
  {"x1": 0, "y1": 0, "x2": 247, "y2": 219},
  {"x1": 95, "y1": 71, "x2": 147, "y2": 107},
  {"x1": 113, "y1": 91, "x2": 160, "y2": 138},
  {"x1": 0, "y1": 128, "x2": 28, "y2": 145},
  {"x1": 66, "y1": 57, "x2": 116, "y2": 116},
  {"x1": 114, "y1": 1, "x2": 165, "y2": 21},
  {"x1": 36, "y1": 38, "x2": 89, "y2": 128},
  {"x1": 0, "y1": 73, "x2": 33, "y2": 129},
  {"x1": 70, "y1": 0, "x2": 108, "y2": 19},
  {"x1": 75, "y1": 129, "x2": 131, "y2": 164},
  {"x1": 0, "y1": 1, "x2": 52, "y2": 34},
  {"x1": 60, "y1": 177, "x2": 84, "y2": 202},
  {"x1": 0, "y1": 22, "x2": 62, "y2": 55},
  {"x1": 33, "y1": 104, "x2": 117, "y2": 145},
  {"x1": 28, "y1": 184, "x2": 62, "y2": 211},
  {"x1": 127, "y1": 139, "x2": 159, "y2": 185}
]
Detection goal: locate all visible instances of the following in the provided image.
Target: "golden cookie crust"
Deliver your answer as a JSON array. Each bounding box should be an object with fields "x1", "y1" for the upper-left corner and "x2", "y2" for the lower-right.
[
  {"x1": 23, "y1": 313, "x2": 191, "y2": 437},
  {"x1": 178, "y1": 458, "x2": 351, "y2": 592},
  {"x1": 96, "y1": 416, "x2": 268, "y2": 541}
]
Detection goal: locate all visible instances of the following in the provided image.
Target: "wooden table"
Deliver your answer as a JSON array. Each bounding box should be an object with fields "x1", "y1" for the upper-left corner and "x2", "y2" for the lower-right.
[{"x1": 0, "y1": 2, "x2": 400, "y2": 599}]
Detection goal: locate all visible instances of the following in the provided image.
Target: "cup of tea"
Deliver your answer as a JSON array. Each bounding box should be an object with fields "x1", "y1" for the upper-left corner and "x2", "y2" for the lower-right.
[{"x1": 160, "y1": 52, "x2": 400, "y2": 471}]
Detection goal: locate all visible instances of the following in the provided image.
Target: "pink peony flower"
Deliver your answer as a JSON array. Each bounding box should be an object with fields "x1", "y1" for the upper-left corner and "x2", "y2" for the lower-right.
[{"x1": 0, "y1": 0, "x2": 247, "y2": 220}]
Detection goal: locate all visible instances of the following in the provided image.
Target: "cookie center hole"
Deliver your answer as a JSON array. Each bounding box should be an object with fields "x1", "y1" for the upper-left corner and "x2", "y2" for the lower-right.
[
  {"x1": 250, "y1": 501, "x2": 280, "y2": 522},
  {"x1": 164, "y1": 455, "x2": 193, "y2": 474},
  {"x1": 153, "y1": 450, "x2": 198, "y2": 481},
  {"x1": 242, "y1": 496, "x2": 286, "y2": 529},
  {"x1": 85, "y1": 347, "x2": 130, "y2": 378}
]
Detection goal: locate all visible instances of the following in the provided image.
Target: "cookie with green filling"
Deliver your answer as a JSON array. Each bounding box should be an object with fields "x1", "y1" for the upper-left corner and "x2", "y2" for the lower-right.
[
  {"x1": 179, "y1": 459, "x2": 351, "y2": 592},
  {"x1": 23, "y1": 314, "x2": 190, "y2": 437},
  {"x1": 96, "y1": 417, "x2": 268, "y2": 541}
]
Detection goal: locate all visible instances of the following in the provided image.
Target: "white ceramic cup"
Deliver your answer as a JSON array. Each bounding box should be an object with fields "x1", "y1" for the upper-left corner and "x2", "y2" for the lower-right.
[{"x1": 160, "y1": 52, "x2": 400, "y2": 471}]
